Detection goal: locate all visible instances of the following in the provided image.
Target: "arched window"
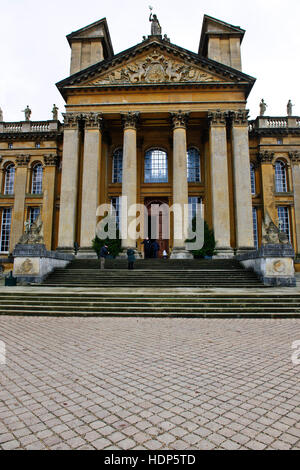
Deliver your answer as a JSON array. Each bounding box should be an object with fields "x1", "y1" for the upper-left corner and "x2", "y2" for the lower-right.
[
  {"x1": 275, "y1": 160, "x2": 287, "y2": 192},
  {"x1": 112, "y1": 148, "x2": 123, "y2": 183},
  {"x1": 31, "y1": 163, "x2": 43, "y2": 194},
  {"x1": 144, "y1": 149, "x2": 168, "y2": 183},
  {"x1": 187, "y1": 148, "x2": 201, "y2": 182},
  {"x1": 4, "y1": 163, "x2": 15, "y2": 195},
  {"x1": 250, "y1": 163, "x2": 256, "y2": 195}
]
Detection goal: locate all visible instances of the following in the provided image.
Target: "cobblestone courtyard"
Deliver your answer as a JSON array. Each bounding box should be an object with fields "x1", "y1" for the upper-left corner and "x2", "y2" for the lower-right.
[{"x1": 0, "y1": 317, "x2": 299, "y2": 450}]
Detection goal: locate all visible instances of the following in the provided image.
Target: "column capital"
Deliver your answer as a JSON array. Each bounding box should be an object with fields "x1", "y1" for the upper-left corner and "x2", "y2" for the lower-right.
[
  {"x1": 208, "y1": 110, "x2": 228, "y2": 127},
  {"x1": 62, "y1": 112, "x2": 81, "y2": 129},
  {"x1": 289, "y1": 151, "x2": 300, "y2": 165},
  {"x1": 257, "y1": 151, "x2": 274, "y2": 164},
  {"x1": 43, "y1": 154, "x2": 59, "y2": 167},
  {"x1": 82, "y1": 112, "x2": 103, "y2": 130},
  {"x1": 230, "y1": 109, "x2": 249, "y2": 126},
  {"x1": 16, "y1": 154, "x2": 30, "y2": 167},
  {"x1": 171, "y1": 111, "x2": 189, "y2": 130},
  {"x1": 122, "y1": 111, "x2": 140, "y2": 130}
]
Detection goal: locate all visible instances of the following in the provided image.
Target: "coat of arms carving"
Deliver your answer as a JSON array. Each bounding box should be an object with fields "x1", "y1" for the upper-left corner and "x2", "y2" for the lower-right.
[{"x1": 90, "y1": 51, "x2": 222, "y2": 86}]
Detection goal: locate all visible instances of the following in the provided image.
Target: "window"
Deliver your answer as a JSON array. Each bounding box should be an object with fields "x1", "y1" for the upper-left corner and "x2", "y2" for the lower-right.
[
  {"x1": 144, "y1": 149, "x2": 168, "y2": 183},
  {"x1": 28, "y1": 207, "x2": 40, "y2": 226},
  {"x1": 111, "y1": 197, "x2": 120, "y2": 228},
  {"x1": 275, "y1": 160, "x2": 287, "y2": 192},
  {"x1": 277, "y1": 206, "x2": 291, "y2": 241},
  {"x1": 8, "y1": 143, "x2": 13, "y2": 149},
  {"x1": 4, "y1": 164, "x2": 15, "y2": 195},
  {"x1": 31, "y1": 163, "x2": 43, "y2": 194},
  {"x1": 112, "y1": 148, "x2": 123, "y2": 183},
  {"x1": 35, "y1": 142, "x2": 41, "y2": 149},
  {"x1": 187, "y1": 148, "x2": 201, "y2": 182},
  {"x1": 250, "y1": 163, "x2": 256, "y2": 195},
  {"x1": 252, "y1": 207, "x2": 258, "y2": 249},
  {"x1": 277, "y1": 138, "x2": 283, "y2": 145},
  {"x1": 188, "y1": 197, "x2": 203, "y2": 225},
  {"x1": 0, "y1": 208, "x2": 12, "y2": 252}
]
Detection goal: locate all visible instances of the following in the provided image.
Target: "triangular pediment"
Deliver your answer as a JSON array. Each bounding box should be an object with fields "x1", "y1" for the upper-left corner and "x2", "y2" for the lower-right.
[{"x1": 57, "y1": 38, "x2": 255, "y2": 96}]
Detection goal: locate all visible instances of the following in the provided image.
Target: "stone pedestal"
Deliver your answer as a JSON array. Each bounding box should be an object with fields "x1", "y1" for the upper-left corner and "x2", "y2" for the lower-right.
[
  {"x1": 237, "y1": 244, "x2": 296, "y2": 287},
  {"x1": 12, "y1": 244, "x2": 73, "y2": 284}
]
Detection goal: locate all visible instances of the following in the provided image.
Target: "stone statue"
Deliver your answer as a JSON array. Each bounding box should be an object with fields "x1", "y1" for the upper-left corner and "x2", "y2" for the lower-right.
[
  {"x1": 18, "y1": 215, "x2": 44, "y2": 245},
  {"x1": 262, "y1": 211, "x2": 289, "y2": 245},
  {"x1": 149, "y1": 6, "x2": 162, "y2": 35},
  {"x1": 259, "y1": 99, "x2": 267, "y2": 116},
  {"x1": 22, "y1": 105, "x2": 31, "y2": 121},
  {"x1": 0, "y1": 106, "x2": 3, "y2": 121},
  {"x1": 287, "y1": 100, "x2": 293, "y2": 116},
  {"x1": 52, "y1": 104, "x2": 58, "y2": 120}
]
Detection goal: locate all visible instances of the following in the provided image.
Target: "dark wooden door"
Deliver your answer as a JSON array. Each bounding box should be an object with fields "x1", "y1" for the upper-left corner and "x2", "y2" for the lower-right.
[{"x1": 145, "y1": 198, "x2": 169, "y2": 258}]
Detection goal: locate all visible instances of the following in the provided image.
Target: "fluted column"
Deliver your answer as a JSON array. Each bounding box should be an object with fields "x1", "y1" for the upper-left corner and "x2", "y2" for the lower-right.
[
  {"x1": 79, "y1": 113, "x2": 103, "y2": 255},
  {"x1": 121, "y1": 112, "x2": 139, "y2": 251},
  {"x1": 57, "y1": 113, "x2": 81, "y2": 251},
  {"x1": 10, "y1": 154, "x2": 30, "y2": 251},
  {"x1": 42, "y1": 154, "x2": 58, "y2": 250},
  {"x1": 208, "y1": 111, "x2": 233, "y2": 257},
  {"x1": 291, "y1": 152, "x2": 300, "y2": 256},
  {"x1": 231, "y1": 110, "x2": 254, "y2": 252},
  {"x1": 170, "y1": 111, "x2": 193, "y2": 259}
]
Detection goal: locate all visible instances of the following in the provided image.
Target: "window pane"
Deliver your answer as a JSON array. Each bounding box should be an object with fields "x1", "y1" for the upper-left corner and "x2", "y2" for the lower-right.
[
  {"x1": 252, "y1": 207, "x2": 258, "y2": 248},
  {"x1": 275, "y1": 161, "x2": 287, "y2": 192},
  {"x1": 0, "y1": 208, "x2": 12, "y2": 252},
  {"x1": 111, "y1": 197, "x2": 120, "y2": 228},
  {"x1": 187, "y1": 148, "x2": 201, "y2": 182},
  {"x1": 188, "y1": 197, "x2": 203, "y2": 225},
  {"x1": 32, "y1": 164, "x2": 43, "y2": 194},
  {"x1": 277, "y1": 206, "x2": 290, "y2": 241},
  {"x1": 4, "y1": 164, "x2": 15, "y2": 195},
  {"x1": 112, "y1": 149, "x2": 123, "y2": 183},
  {"x1": 250, "y1": 164, "x2": 256, "y2": 195},
  {"x1": 28, "y1": 207, "x2": 40, "y2": 226},
  {"x1": 145, "y1": 149, "x2": 168, "y2": 183}
]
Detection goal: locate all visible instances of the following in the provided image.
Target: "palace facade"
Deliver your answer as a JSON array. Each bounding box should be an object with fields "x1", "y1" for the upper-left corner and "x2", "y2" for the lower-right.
[{"x1": 0, "y1": 15, "x2": 300, "y2": 259}]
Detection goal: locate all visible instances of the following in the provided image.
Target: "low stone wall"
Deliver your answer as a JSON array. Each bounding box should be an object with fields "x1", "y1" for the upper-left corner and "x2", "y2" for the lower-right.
[
  {"x1": 12, "y1": 244, "x2": 74, "y2": 283},
  {"x1": 236, "y1": 244, "x2": 296, "y2": 287}
]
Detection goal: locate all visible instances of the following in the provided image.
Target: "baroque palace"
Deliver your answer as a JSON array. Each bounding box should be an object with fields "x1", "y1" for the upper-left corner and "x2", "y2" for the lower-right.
[{"x1": 0, "y1": 14, "x2": 300, "y2": 260}]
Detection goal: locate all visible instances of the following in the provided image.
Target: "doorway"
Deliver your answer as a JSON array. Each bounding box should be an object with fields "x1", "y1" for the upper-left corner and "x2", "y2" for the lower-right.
[{"x1": 144, "y1": 198, "x2": 169, "y2": 258}]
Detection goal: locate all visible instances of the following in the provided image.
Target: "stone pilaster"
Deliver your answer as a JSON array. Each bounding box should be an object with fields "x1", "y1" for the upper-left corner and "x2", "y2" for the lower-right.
[
  {"x1": 231, "y1": 110, "x2": 254, "y2": 253},
  {"x1": 42, "y1": 154, "x2": 59, "y2": 250},
  {"x1": 121, "y1": 112, "x2": 139, "y2": 251},
  {"x1": 10, "y1": 154, "x2": 30, "y2": 251},
  {"x1": 208, "y1": 110, "x2": 233, "y2": 257},
  {"x1": 57, "y1": 113, "x2": 81, "y2": 251},
  {"x1": 79, "y1": 113, "x2": 103, "y2": 256},
  {"x1": 170, "y1": 111, "x2": 193, "y2": 259},
  {"x1": 257, "y1": 151, "x2": 277, "y2": 223},
  {"x1": 290, "y1": 151, "x2": 300, "y2": 256}
]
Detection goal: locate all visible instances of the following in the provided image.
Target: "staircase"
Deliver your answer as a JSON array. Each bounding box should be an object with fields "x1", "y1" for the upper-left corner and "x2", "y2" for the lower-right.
[
  {"x1": 0, "y1": 291, "x2": 299, "y2": 317},
  {"x1": 42, "y1": 259, "x2": 264, "y2": 288}
]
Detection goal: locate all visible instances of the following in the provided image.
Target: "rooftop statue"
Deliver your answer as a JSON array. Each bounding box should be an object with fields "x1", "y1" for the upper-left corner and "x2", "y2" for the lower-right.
[
  {"x1": 0, "y1": 106, "x2": 3, "y2": 121},
  {"x1": 149, "y1": 6, "x2": 162, "y2": 35},
  {"x1": 22, "y1": 105, "x2": 31, "y2": 121},
  {"x1": 52, "y1": 104, "x2": 59, "y2": 120},
  {"x1": 259, "y1": 99, "x2": 267, "y2": 116},
  {"x1": 287, "y1": 100, "x2": 293, "y2": 116}
]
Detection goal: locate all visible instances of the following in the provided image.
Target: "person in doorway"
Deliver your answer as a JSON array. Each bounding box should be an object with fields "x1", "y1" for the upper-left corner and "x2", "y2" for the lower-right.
[
  {"x1": 100, "y1": 244, "x2": 109, "y2": 270},
  {"x1": 151, "y1": 240, "x2": 160, "y2": 258},
  {"x1": 141, "y1": 237, "x2": 151, "y2": 258},
  {"x1": 127, "y1": 248, "x2": 135, "y2": 270}
]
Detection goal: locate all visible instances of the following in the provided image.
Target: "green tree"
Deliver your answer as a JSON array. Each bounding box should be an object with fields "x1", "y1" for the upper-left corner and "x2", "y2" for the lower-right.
[{"x1": 186, "y1": 218, "x2": 216, "y2": 258}]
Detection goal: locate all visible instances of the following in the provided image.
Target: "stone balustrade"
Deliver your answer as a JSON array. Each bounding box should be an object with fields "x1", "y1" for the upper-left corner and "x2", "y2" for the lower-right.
[
  {"x1": 0, "y1": 121, "x2": 60, "y2": 133},
  {"x1": 250, "y1": 116, "x2": 300, "y2": 131}
]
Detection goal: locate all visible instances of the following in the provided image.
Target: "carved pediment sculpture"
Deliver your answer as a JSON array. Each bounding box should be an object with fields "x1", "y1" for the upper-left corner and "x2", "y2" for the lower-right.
[
  {"x1": 89, "y1": 50, "x2": 223, "y2": 86},
  {"x1": 18, "y1": 215, "x2": 44, "y2": 245}
]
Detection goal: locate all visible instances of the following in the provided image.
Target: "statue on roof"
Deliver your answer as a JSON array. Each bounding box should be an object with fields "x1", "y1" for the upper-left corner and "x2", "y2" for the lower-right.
[
  {"x1": 52, "y1": 104, "x2": 59, "y2": 120},
  {"x1": 287, "y1": 100, "x2": 293, "y2": 116},
  {"x1": 259, "y1": 99, "x2": 267, "y2": 116},
  {"x1": 0, "y1": 106, "x2": 3, "y2": 121},
  {"x1": 22, "y1": 105, "x2": 31, "y2": 121},
  {"x1": 149, "y1": 6, "x2": 162, "y2": 35}
]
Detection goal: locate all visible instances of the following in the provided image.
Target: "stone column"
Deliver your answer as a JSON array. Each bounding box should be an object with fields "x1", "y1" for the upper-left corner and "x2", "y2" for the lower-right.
[
  {"x1": 120, "y1": 112, "x2": 139, "y2": 253},
  {"x1": 291, "y1": 152, "x2": 300, "y2": 256},
  {"x1": 79, "y1": 113, "x2": 103, "y2": 257},
  {"x1": 42, "y1": 154, "x2": 58, "y2": 251},
  {"x1": 231, "y1": 110, "x2": 254, "y2": 253},
  {"x1": 57, "y1": 113, "x2": 81, "y2": 252},
  {"x1": 10, "y1": 154, "x2": 30, "y2": 251},
  {"x1": 170, "y1": 111, "x2": 193, "y2": 259},
  {"x1": 208, "y1": 111, "x2": 233, "y2": 257}
]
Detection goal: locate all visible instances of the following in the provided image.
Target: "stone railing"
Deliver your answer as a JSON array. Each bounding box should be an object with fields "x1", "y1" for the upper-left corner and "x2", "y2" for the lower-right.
[
  {"x1": 266, "y1": 118, "x2": 288, "y2": 128},
  {"x1": 250, "y1": 115, "x2": 300, "y2": 131},
  {"x1": 0, "y1": 121, "x2": 60, "y2": 133}
]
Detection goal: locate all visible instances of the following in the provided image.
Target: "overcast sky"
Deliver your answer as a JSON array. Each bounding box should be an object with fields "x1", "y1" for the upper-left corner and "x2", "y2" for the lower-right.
[{"x1": 0, "y1": 0, "x2": 299, "y2": 122}]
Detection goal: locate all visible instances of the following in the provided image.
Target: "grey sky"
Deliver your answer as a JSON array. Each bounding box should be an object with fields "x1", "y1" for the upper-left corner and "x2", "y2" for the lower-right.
[{"x1": 0, "y1": 0, "x2": 299, "y2": 121}]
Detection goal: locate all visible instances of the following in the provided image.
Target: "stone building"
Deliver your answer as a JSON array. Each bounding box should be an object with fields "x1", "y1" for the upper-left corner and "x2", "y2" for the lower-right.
[{"x1": 0, "y1": 14, "x2": 300, "y2": 259}]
